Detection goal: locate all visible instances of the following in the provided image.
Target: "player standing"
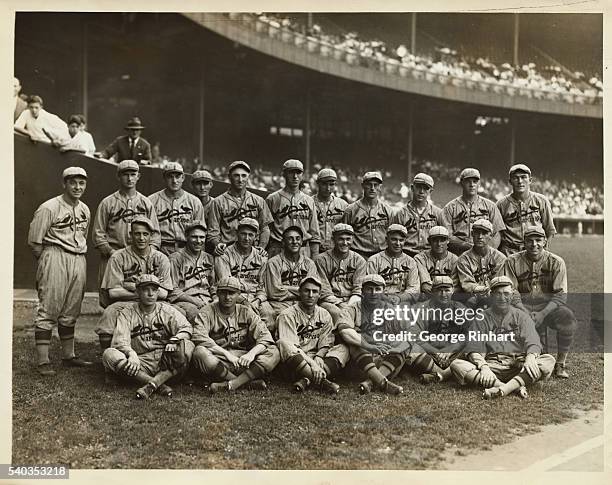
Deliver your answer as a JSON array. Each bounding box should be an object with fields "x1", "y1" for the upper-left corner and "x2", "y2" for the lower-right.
[
  {"x1": 314, "y1": 168, "x2": 348, "y2": 253},
  {"x1": 190, "y1": 169, "x2": 215, "y2": 221},
  {"x1": 414, "y1": 226, "x2": 459, "y2": 297}
]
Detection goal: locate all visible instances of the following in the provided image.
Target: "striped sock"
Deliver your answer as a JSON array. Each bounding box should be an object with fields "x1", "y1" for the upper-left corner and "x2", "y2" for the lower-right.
[
  {"x1": 58, "y1": 324, "x2": 75, "y2": 360},
  {"x1": 34, "y1": 328, "x2": 52, "y2": 365}
]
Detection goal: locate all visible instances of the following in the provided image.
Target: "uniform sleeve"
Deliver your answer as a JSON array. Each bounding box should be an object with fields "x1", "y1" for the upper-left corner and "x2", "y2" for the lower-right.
[
  {"x1": 166, "y1": 305, "x2": 193, "y2": 339},
  {"x1": 351, "y1": 255, "x2": 367, "y2": 296},
  {"x1": 414, "y1": 254, "x2": 432, "y2": 285},
  {"x1": 502, "y1": 257, "x2": 520, "y2": 289},
  {"x1": 101, "y1": 252, "x2": 125, "y2": 289},
  {"x1": 517, "y1": 311, "x2": 543, "y2": 354},
  {"x1": 456, "y1": 255, "x2": 479, "y2": 293},
  {"x1": 192, "y1": 197, "x2": 205, "y2": 225},
  {"x1": 110, "y1": 309, "x2": 134, "y2": 353},
  {"x1": 541, "y1": 197, "x2": 557, "y2": 236},
  {"x1": 439, "y1": 204, "x2": 453, "y2": 233},
  {"x1": 157, "y1": 254, "x2": 174, "y2": 291},
  {"x1": 308, "y1": 198, "x2": 321, "y2": 244},
  {"x1": 206, "y1": 198, "x2": 222, "y2": 247},
  {"x1": 277, "y1": 310, "x2": 300, "y2": 346},
  {"x1": 314, "y1": 256, "x2": 341, "y2": 305},
  {"x1": 92, "y1": 200, "x2": 111, "y2": 250},
  {"x1": 247, "y1": 308, "x2": 275, "y2": 347},
  {"x1": 492, "y1": 251, "x2": 507, "y2": 278},
  {"x1": 263, "y1": 259, "x2": 291, "y2": 301},
  {"x1": 145, "y1": 198, "x2": 162, "y2": 248},
  {"x1": 169, "y1": 254, "x2": 185, "y2": 302},
  {"x1": 28, "y1": 205, "x2": 53, "y2": 247},
  {"x1": 550, "y1": 257, "x2": 568, "y2": 306},
  {"x1": 366, "y1": 255, "x2": 378, "y2": 275},
  {"x1": 489, "y1": 203, "x2": 506, "y2": 233},
  {"x1": 340, "y1": 204, "x2": 352, "y2": 224},
  {"x1": 315, "y1": 310, "x2": 334, "y2": 355},
  {"x1": 258, "y1": 196, "x2": 274, "y2": 227},
  {"x1": 191, "y1": 309, "x2": 216, "y2": 347},
  {"x1": 336, "y1": 306, "x2": 357, "y2": 332},
  {"x1": 403, "y1": 257, "x2": 421, "y2": 295},
  {"x1": 214, "y1": 254, "x2": 231, "y2": 283}
]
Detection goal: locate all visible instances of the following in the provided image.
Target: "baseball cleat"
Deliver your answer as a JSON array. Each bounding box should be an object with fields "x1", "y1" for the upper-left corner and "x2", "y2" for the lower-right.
[
  {"x1": 157, "y1": 384, "x2": 173, "y2": 397},
  {"x1": 358, "y1": 380, "x2": 373, "y2": 394},
  {"x1": 516, "y1": 386, "x2": 529, "y2": 399},
  {"x1": 248, "y1": 379, "x2": 268, "y2": 391},
  {"x1": 62, "y1": 357, "x2": 94, "y2": 367},
  {"x1": 319, "y1": 379, "x2": 340, "y2": 394},
  {"x1": 419, "y1": 372, "x2": 442, "y2": 385},
  {"x1": 482, "y1": 387, "x2": 504, "y2": 400},
  {"x1": 37, "y1": 363, "x2": 56, "y2": 377},
  {"x1": 380, "y1": 378, "x2": 403, "y2": 395},
  {"x1": 135, "y1": 382, "x2": 157, "y2": 400},
  {"x1": 209, "y1": 381, "x2": 233, "y2": 394},
  {"x1": 292, "y1": 377, "x2": 311, "y2": 393},
  {"x1": 553, "y1": 363, "x2": 569, "y2": 379}
]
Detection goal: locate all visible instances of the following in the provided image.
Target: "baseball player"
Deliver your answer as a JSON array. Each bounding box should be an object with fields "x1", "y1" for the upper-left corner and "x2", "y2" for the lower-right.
[
  {"x1": 28, "y1": 167, "x2": 93, "y2": 376},
  {"x1": 414, "y1": 226, "x2": 459, "y2": 297},
  {"x1": 190, "y1": 169, "x2": 214, "y2": 221},
  {"x1": 314, "y1": 223, "x2": 366, "y2": 322},
  {"x1": 440, "y1": 168, "x2": 505, "y2": 255},
  {"x1": 496, "y1": 164, "x2": 556, "y2": 255},
  {"x1": 214, "y1": 218, "x2": 267, "y2": 312},
  {"x1": 314, "y1": 168, "x2": 348, "y2": 253},
  {"x1": 191, "y1": 276, "x2": 280, "y2": 393},
  {"x1": 503, "y1": 226, "x2": 576, "y2": 378},
  {"x1": 366, "y1": 224, "x2": 420, "y2": 304},
  {"x1": 207, "y1": 161, "x2": 272, "y2": 256},
  {"x1": 92, "y1": 159, "x2": 161, "y2": 307},
  {"x1": 390, "y1": 173, "x2": 442, "y2": 257},
  {"x1": 456, "y1": 219, "x2": 507, "y2": 307},
  {"x1": 276, "y1": 276, "x2": 349, "y2": 394},
  {"x1": 102, "y1": 274, "x2": 195, "y2": 399},
  {"x1": 450, "y1": 276, "x2": 556, "y2": 400},
  {"x1": 413, "y1": 276, "x2": 473, "y2": 385},
  {"x1": 95, "y1": 216, "x2": 173, "y2": 350},
  {"x1": 341, "y1": 171, "x2": 394, "y2": 259},
  {"x1": 336, "y1": 274, "x2": 407, "y2": 395},
  {"x1": 265, "y1": 159, "x2": 321, "y2": 258},
  {"x1": 149, "y1": 162, "x2": 205, "y2": 256},
  {"x1": 168, "y1": 221, "x2": 216, "y2": 323}
]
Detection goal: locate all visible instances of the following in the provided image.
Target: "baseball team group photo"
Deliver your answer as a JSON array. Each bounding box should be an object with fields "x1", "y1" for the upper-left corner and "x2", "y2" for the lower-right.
[{"x1": 12, "y1": 10, "x2": 604, "y2": 471}]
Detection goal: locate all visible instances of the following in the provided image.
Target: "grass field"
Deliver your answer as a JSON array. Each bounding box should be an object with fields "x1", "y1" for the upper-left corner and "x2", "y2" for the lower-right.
[{"x1": 12, "y1": 236, "x2": 604, "y2": 469}]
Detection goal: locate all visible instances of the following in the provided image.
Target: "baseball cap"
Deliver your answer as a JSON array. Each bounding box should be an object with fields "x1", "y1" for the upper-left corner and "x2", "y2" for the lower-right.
[
  {"x1": 298, "y1": 276, "x2": 322, "y2": 289},
  {"x1": 524, "y1": 225, "x2": 546, "y2": 239},
  {"x1": 283, "y1": 159, "x2": 304, "y2": 172},
  {"x1": 192, "y1": 170, "x2": 212, "y2": 182},
  {"x1": 387, "y1": 224, "x2": 408, "y2": 237},
  {"x1": 332, "y1": 223, "x2": 354, "y2": 236},
  {"x1": 361, "y1": 274, "x2": 386, "y2": 287},
  {"x1": 460, "y1": 168, "x2": 481, "y2": 180},
  {"x1": 428, "y1": 226, "x2": 449, "y2": 240},
  {"x1": 228, "y1": 160, "x2": 251, "y2": 174},
  {"x1": 117, "y1": 160, "x2": 139, "y2": 173},
  {"x1": 238, "y1": 217, "x2": 260, "y2": 232},
  {"x1": 317, "y1": 168, "x2": 337, "y2": 182},
  {"x1": 283, "y1": 225, "x2": 304, "y2": 238},
  {"x1": 472, "y1": 219, "x2": 493, "y2": 233},
  {"x1": 131, "y1": 215, "x2": 156, "y2": 232},
  {"x1": 62, "y1": 167, "x2": 87, "y2": 179},
  {"x1": 362, "y1": 171, "x2": 383, "y2": 183},
  {"x1": 413, "y1": 173, "x2": 434, "y2": 188},
  {"x1": 489, "y1": 275, "x2": 513, "y2": 291},
  {"x1": 163, "y1": 162, "x2": 184, "y2": 175},
  {"x1": 185, "y1": 221, "x2": 207, "y2": 235},
  {"x1": 431, "y1": 276, "x2": 454, "y2": 289},
  {"x1": 509, "y1": 164, "x2": 532, "y2": 177},
  {"x1": 217, "y1": 276, "x2": 241, "y2": 292},
  {"x1": 135, "y1": 274, "x2": 161, "y2": 288}
]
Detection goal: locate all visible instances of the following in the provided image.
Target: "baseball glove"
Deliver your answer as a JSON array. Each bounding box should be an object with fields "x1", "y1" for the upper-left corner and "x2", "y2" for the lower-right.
[{"x1": 159, "y1": 338, "x2": 188, "y2": 373}]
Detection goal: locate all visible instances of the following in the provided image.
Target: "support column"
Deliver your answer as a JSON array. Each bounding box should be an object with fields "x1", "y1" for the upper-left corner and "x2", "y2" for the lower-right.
[
  {"x1": 509, "y1": 116, "x2": 516, "y2": 164},
  {"x1": 305, "y1": 88, "x2": 311, "y2": 175},
  {"x1": 199, "y1": 63, "x2": 205, "y2": 166},
  {"x1": 81, "y1": 20, "x2": 88, "y2": 121},
  {"x1": 411, "y1": 13, "x2": 417, "y2": 54},
  {"x1": 513, "y1": 13, "x2": 519, "y2": 67}
]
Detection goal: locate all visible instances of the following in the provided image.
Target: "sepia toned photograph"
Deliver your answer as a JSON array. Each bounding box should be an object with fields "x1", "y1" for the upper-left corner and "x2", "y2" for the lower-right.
[{"x1": 11, "y1": 7, "x2": 605, "y2": 475}]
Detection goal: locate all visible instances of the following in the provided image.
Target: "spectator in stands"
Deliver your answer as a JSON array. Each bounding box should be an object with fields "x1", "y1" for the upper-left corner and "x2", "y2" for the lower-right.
[
  {"x1": 98, "y1": 117, "x2": 152, "y2": 165},
  {"x1": 14, "y1": 95, "x2": 70, "y2": 144},
  {"x1": 150, "y1": 143, "x2": 164, "y2": 167},
  {"x1": 14, "y1": 77, "x2": 27, "y2": 121},
  {"x1": 58, "y1": 115, "x2": 96, "y2": 156}
]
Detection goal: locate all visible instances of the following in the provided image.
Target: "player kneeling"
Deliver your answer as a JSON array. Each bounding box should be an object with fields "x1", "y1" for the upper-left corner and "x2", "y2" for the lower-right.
[
  {"x1": 191, "y1": 277, "x2": 280, "y2": 393},
  {"x1": 102, "y1": 274, "x2": 195, "y2": 399},
  {"x1": 276, "y1": 276, "x2": 349, "y2": 394},
  {"x1": 449, "y1": 276, "x2": 555, "y2": 400},
  {"x1": 337, "y1": 274, "x2": 407, "y2": 395}
]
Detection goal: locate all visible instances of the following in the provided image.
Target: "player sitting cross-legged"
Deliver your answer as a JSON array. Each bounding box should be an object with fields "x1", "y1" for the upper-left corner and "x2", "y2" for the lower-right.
[
  {"x1": 102, "y1": 274, "x2": 195, "y2": 399},
  {"x1": 191, "y1": 276, "x2": 280, "y2": 393}
]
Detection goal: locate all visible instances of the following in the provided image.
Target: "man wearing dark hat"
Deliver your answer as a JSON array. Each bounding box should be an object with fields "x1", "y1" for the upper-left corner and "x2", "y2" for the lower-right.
[
  {"x1": 414, "y1": 226, "x2": 459, "y2": 297},
  {"x1": 265, "y1": 159, "x2": 320, "y2": 258},
  {"x1": 450, "y1": 276, "x2": 556, "y2": 400},
  {"x1": 95, "y1": 216, "x2": 173, "y2": 350},
  {"x1": 149, "y1": 162, "x2": 206, "y2": 256},
  {"x1": 342, "y1": 171, "x2": 394, "y2": 259},
  {"x1": 390, "y1": 173, "x2": 442, "y2": 257},
  {"x1": 503, "y1": 226, "x2": 576, "y2": 378},
  {"x1": 190, "y1": 170, "x2": 214, "y2": 221},
  {"x1": 440, "y1": 168, "x2": 505, "y2": 255},
  {"x1": 102, "y1": 274, "x2": 194, "y2": 399},
  {"x1": 93, "y1": 159, "x2": 161, "y2": 307},
  {"x1": 277, "y1": 276, "x2": 349, "y2": 394},
  {"x1": 191, "y1": 276, "x2": 280, "y2": 393},
  {"x1": 496, "y1": 164, "x2": 556, "y2": 255},
  {"x1": 98, "y1": 116, "x2": 152, "y2": 164},
  {"x1": 169, "y1": 221, "x2": 216, "y2": 323},
  {"x1": 207, "y1": 160, "x2": 272, "y2": 256},
  {"x1": 314, "y1": 168, "x2": 348, "y2": 253}
]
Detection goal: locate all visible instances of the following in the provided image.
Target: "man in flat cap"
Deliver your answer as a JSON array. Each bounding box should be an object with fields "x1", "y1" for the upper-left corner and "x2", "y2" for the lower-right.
[
  {"x1": 93, "y1": 159, "x2": 161, "y2": 307},
  {"x1": 391, "y1": 173, "x2": 442, "y2": 257},
  {"x1": 496, "y1": 164, "x2": 556, "y2": 256},
  {"x1": 314, "y1": 168, "x2": 348, "y2": 253},
  {"x1": 450, "y1": 276, "x2": 556, "y2": 400},
  {"x1": 191, "y1": 276, "x2": 280, "y2": 393},
  {"x1": 149, "y1": 162, "x2": 206, "y2": 256},
  {"x1": 503, "y1": 226, "x2": 576, "y2": 378},
  {"x1": 266, "y1": 159, "x2": 320, "y2": 258},
  {"x1": 414, "y1": 226, "x2": 459, "y2": 298},
  {"x1": 366, "y1": 224, "x2": 420, "y2": 304},
  {"x1": 98, "y1": 116, "x2": 152, "y2": 164},
  {"x1": 207, "y1": 161, "x2": 272, "y2": 256},
  {"x1": 190, "y1": 170, "x2": 214, "y2": 221},
  {"x1": 342, "y1": 171, "x2": 394, "y2": 260},
  {"x1": 440, "y1": 168, "x2": 505, "y2": 256},
  {"x1": 456, "y1": 219, "x2": 507, "y2": 307}
]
